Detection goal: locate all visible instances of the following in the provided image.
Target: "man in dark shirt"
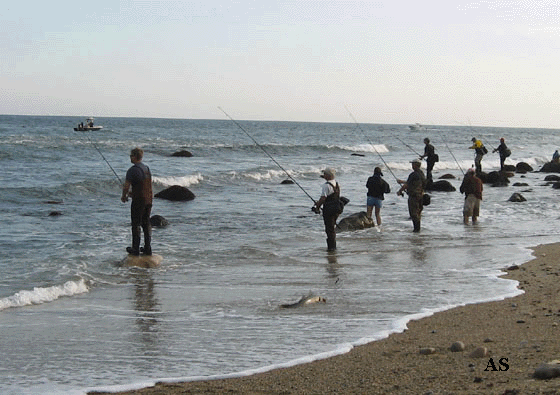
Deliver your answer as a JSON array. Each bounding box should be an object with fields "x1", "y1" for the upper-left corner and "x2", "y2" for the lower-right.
[
  {"x1": 397, "y1": 159, "x2": 427, "y2": 232},
  {"x1": 419, "y1": 138, "x2": 438, "y2": 184},
  {"x1": 459, "y1": 168, "x2": 483, "y2": 225},
  {"x1": 121, "y1": 147, "x2": 153, "y2": 255}
]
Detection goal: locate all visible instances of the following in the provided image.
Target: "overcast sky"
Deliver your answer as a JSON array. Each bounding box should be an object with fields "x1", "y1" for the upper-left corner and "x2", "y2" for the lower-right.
[{"x1": 2, "y1": 1, "x2": 560, "y2": 127}]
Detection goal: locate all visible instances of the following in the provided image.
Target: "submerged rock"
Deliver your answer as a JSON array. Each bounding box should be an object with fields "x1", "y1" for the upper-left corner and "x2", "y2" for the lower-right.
[
  {"x1": 155, "y1": 185, "x2": 195, "y2": 201},
  {"x1": 171, "y1": 150, "x2": 193, "y2": 157},
  {"x1": 508, "y1": 193, "x2": 526, "y2": 202},
  {"x1": 336, "y1": 211, "x2": 374, "y2": 232},
  {"x1": 426, "y1": 180, "x2": 456, "y2": 192},
  {"x1": 150, "y1": 215, "x2": 169, "y2": 227}
]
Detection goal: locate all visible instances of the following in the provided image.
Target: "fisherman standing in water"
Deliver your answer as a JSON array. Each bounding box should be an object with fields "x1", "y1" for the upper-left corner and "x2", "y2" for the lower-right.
[
  {"x1": 313, "y1": 168, "x2": 341, "y2": 252},
  {"x1": 459, "y1": 168, "x2": 483, "y2": 225},
  {"x1": 366, "y1": 167, "x2": 390, "y2": 226},
  {"x1": 469, "y1": 137, "x2": 487, "y2": 174},
  {"x1": 419, "y1": 137, "x2": 438, "y2": 184},
  {"x1": 397, "y1": 159, "x2": 427, "y2": 232},
  {"x1": 493, "y1": 137, "x2": 510, "y2": 171},
  {"x1": 121, "y1": 147, "x2": 153, "y2": 256}
]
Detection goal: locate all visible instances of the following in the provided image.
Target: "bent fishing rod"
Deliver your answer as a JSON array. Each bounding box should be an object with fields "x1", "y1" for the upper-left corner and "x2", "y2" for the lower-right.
[
  {"x1": 395, "y1": 135, "x2": 422, "y2": 157},
  {"x1": 344, "y1": 105, "x2": 399, "y2": 182},
  {"x1": 77, "y1": 129, "x2": 123, "y2": 185},
  {"x1": 218, "y1": 107, "x2": 318, "y2": 204}
]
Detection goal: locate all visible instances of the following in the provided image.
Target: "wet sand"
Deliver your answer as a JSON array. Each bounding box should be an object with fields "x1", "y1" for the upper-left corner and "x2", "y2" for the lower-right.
[{"x1": 91, "y1": 243, "x2": 560, "y2": 394}]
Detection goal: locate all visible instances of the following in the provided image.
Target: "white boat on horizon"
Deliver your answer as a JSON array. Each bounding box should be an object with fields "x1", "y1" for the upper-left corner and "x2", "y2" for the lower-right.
[
  {"x1": 74, "y1": 117, "x2": 103, "y2": 131},
  {"x1": 409, "y1": 123, "x2": 424, "y2": 131}
]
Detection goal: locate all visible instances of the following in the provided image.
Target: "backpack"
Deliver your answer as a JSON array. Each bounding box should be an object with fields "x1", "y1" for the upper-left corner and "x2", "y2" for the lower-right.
[
  {"x1": 504, "y1": 148, "x2": 511, "y2": 157},
  {"x1": 482, "y1": 145, "x2": 488, "y2": 155},
  {"x1": 326, "y1": 182, "x2": 348, "y2": 215}
]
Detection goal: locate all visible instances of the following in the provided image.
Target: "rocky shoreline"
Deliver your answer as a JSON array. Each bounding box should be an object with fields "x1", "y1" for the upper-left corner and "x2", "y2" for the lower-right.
[{"x1": 91, "y1": 243, "x2": 560, "y2": 395}]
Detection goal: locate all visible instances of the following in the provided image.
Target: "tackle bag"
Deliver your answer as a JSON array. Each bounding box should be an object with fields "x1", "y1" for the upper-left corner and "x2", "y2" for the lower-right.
[
  {"x1": 422, "y1": 193, "x2": 431, "y2": 206},
  {"x1": 504, "y1": 148, "x2": 511, "y2": 157},
  {"x1": 482, "y1": 145, "x2": 488, "y2": 155}
]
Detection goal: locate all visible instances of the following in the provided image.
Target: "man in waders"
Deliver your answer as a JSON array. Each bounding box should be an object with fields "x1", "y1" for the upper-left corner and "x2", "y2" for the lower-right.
[
  {"x1": 313, "y1": 168, "x2": 341, "y2": 252},
  {"x1": 460, "y1": 168, "x2": 483, "y2": 225},
  {"x1": 397, "y1": 159, "x2": 427, "y2": 232},
  {"x1": 121, "y1": 147, "x2": 153, "y2": 256}
]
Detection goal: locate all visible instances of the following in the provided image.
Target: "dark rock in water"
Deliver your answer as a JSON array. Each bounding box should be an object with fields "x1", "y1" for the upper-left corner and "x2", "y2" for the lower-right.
[
  {"x1": 171, "y1": 150, "x2": 193, "y2": 157},
  {"x1": 48, "y1": 211, "x2": 63, "y2": 216},
  {"x1": 545, "y1": 175, "x2": 560, "y2": 182},
  {"x1": 503, "y1": 164, "x2": 516, "y2": 172},
  {"x1": 351, "y1": 153, "x2": 365, "y2": 157},
  {"x1": 539, "y1": 162, "x2": 560, "y2": 173},
  {"x1": 516, "y1": 162, "x2": 533, "y2": 173},
  {"x1": 426, "y1": 180, "x2": 456, "y2": 192},
  {"x1": 439, "y1": 174, "x2": 456, "y2": 179},
  {"x1": 281, "y1": 179, "x2": 294, "y2": 184},
  {"x1": 150, "y1": 215, "x2": 169, "y2": 227},
  {"x1": 155, "y1": 185, "x2": 195, "y2": 201},
  {"x1": 512, "y1": 182, "x2": 529, "y2": 187},
  {"x1": 553, "y1": 182, "x2": 560, "y2": 189},
  {"x1": 508, "y1": 193, "x2": 526, "y2": 202},
  {"x1": 480, "y1": 171, "x2": 509, "y2": 186},
  {"x1": 44, "y1": 200, "x2": 63, "y2": 205},
  {"x1": 337, "y1": 211, "x2": 374, "y2": 232}
]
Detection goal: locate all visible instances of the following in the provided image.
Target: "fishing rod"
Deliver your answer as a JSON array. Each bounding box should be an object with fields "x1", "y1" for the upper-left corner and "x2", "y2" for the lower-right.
[
  {"x1": 395, "y1": 135, "x2": 422, "y2": 157},
  {"x1": 77, "y1": 130, "x2": 123, "y2": 185},
  {"x1": 438, "y1": 131, "x2": 465, "y2": 176},
  {"x1": 218, "y1": 107, "x2": 318, "y2": 204},
  {"x1": 343, "y1": 105, "x2": 400, "y2": 182}
]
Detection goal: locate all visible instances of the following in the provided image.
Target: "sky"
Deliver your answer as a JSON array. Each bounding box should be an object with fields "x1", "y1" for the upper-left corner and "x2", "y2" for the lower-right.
[{"x1": 2, "y1": 0, "x2": 560, "y2": 128}]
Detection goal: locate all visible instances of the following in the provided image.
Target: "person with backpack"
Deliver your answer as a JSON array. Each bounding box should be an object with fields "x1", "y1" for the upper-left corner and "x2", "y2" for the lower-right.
[
  {"x1": 492, "y1": 137, "x2": 511, "y2": 171},
  {"x1": 419, "y1": 137, "x2": 438, "y2": 184},
  {"x1": 366, "y1": 167, "x2": 390, "y2": 226},
  {"x1": 469, "y1": 137, "x2": 487, "y2": 174},
  {"x1": 313, "y1": 168, "x2": 342, "y2": 251}
]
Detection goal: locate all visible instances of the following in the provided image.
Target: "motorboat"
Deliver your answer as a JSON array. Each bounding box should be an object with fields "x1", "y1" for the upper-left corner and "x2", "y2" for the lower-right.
[
  {"x1": 74, "y1": 117, "x2": 103, "y2": 131},
  {"x1": 409, "y1": 123, "x2": 424, "y2": 131}
]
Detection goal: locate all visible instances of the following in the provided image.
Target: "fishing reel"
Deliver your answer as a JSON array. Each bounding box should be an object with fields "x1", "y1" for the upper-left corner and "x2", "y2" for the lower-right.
[{"x1": 311, "y1": 206, "x2": 321, "y2": 214}]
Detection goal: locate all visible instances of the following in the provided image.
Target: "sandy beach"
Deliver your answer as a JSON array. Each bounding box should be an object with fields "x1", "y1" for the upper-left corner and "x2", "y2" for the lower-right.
[{"x1": 92, "y1": 243, "x2": 560, "y2": 395}]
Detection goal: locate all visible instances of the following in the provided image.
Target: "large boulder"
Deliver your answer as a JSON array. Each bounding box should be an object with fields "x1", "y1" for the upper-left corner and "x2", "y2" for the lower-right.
[
  {"x1": 539, "y1": 162, "x2": 560, "y2": 173},
  {"x1": 516, "y1": 162, "x2": 533, "y2": 173},
  {"x1": 503, "y1": 164, "x2": 516, "y2": 172},
  {"x1": 336, "y1": 211, "x2": 374, "y2": 232},
  {"x1": 426, "y1": 180, "x2": 456, "y2": 192},
  {"x1": 479, "y1": 171, "x2": 509, "y2": 186},
  {"x1": 155, "y1": 185, "x2": 195, "y2": 201}
]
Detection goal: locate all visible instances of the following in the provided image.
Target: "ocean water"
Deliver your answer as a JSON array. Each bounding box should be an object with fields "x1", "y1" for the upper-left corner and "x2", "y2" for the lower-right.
[{"x1": 1, "y1": 115, "x2": 559, "y2": 394}]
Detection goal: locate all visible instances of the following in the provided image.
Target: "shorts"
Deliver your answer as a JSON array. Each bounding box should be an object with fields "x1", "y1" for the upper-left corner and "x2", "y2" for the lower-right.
[
  {"x1": 367, "y1": 196, "x2": 383, "y2": 209},
  {"x1": 463, "y1": 194, "x2": 481, "y2": 217}
]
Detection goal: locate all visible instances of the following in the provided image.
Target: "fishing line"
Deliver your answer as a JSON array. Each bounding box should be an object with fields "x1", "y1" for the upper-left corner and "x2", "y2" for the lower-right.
[
  {"x1": 395, "y1": 135, "x2": 422, "y2": 157},
  {"x1": 77, "y1": 130, "x2": 123, "y2": 185},
  {"x1": 218, "y1": 107, "x2": 317, "y2": 204},
  {"x1": 344, "y1": 105, "x2": 399, "y2": 182},
  {"x1": 438, "y1": 131, "x2": 465, "y2": 176}
]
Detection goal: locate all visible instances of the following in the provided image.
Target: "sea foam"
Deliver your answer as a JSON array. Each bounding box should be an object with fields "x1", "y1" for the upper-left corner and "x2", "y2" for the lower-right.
[{"x1": 0, "y1": 279, "x2": 89, "y2": 310}]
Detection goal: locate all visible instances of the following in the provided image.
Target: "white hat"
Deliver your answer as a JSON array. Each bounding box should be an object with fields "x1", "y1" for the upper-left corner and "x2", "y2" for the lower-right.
[{"x1": 321, "y1": 168, "x2": 335, "y2": 178}]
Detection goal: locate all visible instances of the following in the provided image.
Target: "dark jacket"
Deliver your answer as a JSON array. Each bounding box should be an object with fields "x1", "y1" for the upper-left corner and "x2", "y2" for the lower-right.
[
  {"x1": 460, "y1": 173, "x2": 483, "y2": 200},
  {"x1": 366, "y1": 174, "x2": 390, "y2": 199}
]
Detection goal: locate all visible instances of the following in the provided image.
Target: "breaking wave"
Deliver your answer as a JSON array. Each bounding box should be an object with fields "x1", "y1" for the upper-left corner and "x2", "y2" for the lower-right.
[{"x1": 0, "y1": 279, "x2": 89, "y2": 311}]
